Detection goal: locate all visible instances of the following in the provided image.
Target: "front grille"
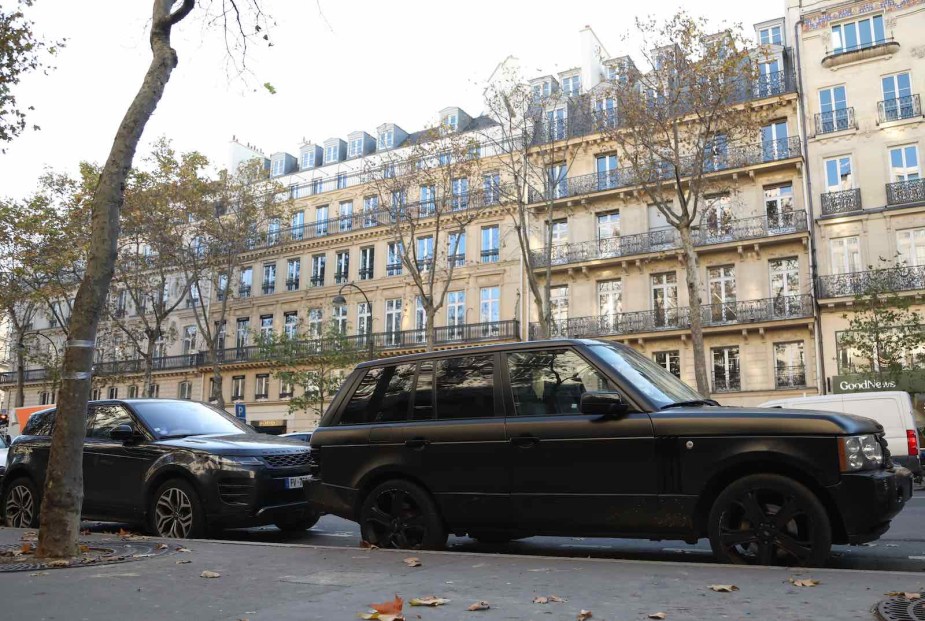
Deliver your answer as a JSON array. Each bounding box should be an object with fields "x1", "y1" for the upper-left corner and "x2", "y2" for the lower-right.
[{"x1": 263, "y1": 451, "x2": 311, "y2": 468}]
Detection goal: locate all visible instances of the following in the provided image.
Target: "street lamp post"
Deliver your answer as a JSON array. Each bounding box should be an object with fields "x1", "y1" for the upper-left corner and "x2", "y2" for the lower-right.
[{"x1": 332, "y1": 282, "x2": 374, "y2": 359}]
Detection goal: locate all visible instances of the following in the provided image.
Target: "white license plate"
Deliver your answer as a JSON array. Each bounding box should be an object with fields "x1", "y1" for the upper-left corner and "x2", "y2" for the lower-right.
[{"x1": 285, "y1": 476, "x2": 310, "y2": 489}]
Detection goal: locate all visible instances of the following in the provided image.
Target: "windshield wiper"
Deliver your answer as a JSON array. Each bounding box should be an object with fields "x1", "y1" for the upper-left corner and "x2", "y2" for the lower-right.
[
  {"x1": 660, "y1": 399, "x2": 720, "y2": 410},
  {"x1": 158, "y1": 433, "x2": 192, "y2": 439}
]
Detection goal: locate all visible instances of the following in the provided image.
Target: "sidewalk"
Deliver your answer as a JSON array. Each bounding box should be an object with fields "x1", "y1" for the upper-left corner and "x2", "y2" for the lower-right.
[{"x1": 1, "y1": 527, "x2": 922, "y2": 621}]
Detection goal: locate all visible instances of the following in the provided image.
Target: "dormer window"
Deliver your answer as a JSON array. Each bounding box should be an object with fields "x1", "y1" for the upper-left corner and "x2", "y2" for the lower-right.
[
  {"x1": 532, "y1": 81, "x2": 552, "y2": 102},
  {"x1": 301, "y1": 151, "x2": 315, "y2": 169},
  {"x1": 378, "y1": 130, "x2": 394, "y2": 150},
  {"x1": 324, "y1": 144, "x2": 338, "y2": 165},
  {"x1": 562, "y1": 75, "x2": 581, "y2": 97},
  {"x1": 348, "y1": 137, "x2": 363, "y2": 158},
  {"x1": 444, "y1": 114, "x2": 458, "y2": 132},
  {"x1": 271, "y1": 159, "x2": 285, "y2": 176},
  {"x1": 759, "y1": 24, "x2": 782, "y2": 46}
]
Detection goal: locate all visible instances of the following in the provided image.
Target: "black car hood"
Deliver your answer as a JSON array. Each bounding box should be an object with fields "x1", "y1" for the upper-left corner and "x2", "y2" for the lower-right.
[
  {"x1": 651, "y1": 406, "x2": 882, "y2": 436},
  {"x1": 154, "y1": 433, "x2": 309, "y2": 455}
]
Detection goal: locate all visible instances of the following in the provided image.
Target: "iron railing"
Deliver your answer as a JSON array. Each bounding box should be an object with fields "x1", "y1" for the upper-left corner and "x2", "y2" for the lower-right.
[
  {"x1": 878, "y1": 94, "x2": 921, "y2": 123},
  {"x1": 886, "y1": 179, "x2": 925, "y2": 206},
  {"x1": 529, "y1": 137, "x2": 801, "y2": 204},
  {"x1": 447, "y1": 254, "x2": 466, "y2": 268},
  {"x1": 334, "y1": 272, "x2": 349, "y2": 284},
  {"x1": 817, "y1": 265, "x2": 925, "y2": 298},
  {"x1": 826, "y1": 37, "x2": 896, "y2": 57},
  {"x1": 530, "y1": 295, "x2": 812, "y2": 340},
  {"x1": 238, "y1": 285, "x2": 252, "y2": 298},
  {"x1": 814, "y1": 108, "x2": 856, "y2": 134},
  {"x1": 261, "y1": 283, "x2": 275, "y2": 295},
  {"x1": 530, "y1": 210, "x2": 807, "y2": 268},
  {"x1": 480, "y1": 249, "x2": 500, "y2": 263},
  {"x1": 820, "y1": 188, "x2": 862, "y2": 215},
  {"x1": 286, "y1": 278, "x2": 301, "y2": 291},
  {"x1": 386, "y1": 262, "x2": 403, "y2": 276},
  {"x1": 712, "y1": 369, "x2": 741, "y2": 393},
  {"x1": 775, "y1": 365, "x2": 807, "y2": 389}
]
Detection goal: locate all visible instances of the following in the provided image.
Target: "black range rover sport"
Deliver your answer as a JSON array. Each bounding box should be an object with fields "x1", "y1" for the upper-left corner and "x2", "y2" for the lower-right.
[
  {"x1": 306, "y1": 339, "x2": 912, "y2": 566},
  {"x1": 2, "y1": 399, "x2": 318, "y2": 537}
]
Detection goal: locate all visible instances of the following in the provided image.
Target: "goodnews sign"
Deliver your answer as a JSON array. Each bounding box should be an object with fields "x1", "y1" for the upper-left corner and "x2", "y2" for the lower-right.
[{"x1": 831, "y1": 372, "x2": 925, "y2": 394}]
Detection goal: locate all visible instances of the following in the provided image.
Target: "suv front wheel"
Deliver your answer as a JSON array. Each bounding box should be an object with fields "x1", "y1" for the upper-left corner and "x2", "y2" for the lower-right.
[
  {"x1": 149, "y1": 478, "x2": 206, "y2": 539},
  {"x1": 359, "y1": 479, "x2": 446, "y2": 550},
  {"x1": 707, "y1": 473, "x2": 831, "y2": 567},
  {"x1": 2, "y1": 477, "x2": 40, "y2": 528}
]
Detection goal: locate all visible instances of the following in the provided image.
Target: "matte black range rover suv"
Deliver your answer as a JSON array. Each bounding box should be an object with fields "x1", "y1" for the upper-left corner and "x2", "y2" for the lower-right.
[
  {"x1": 2, "y1": 399, "x2": 318, "y2": 538},
  {"x1": 306, "y1": 339, "x2": 912, "y2": 566}
]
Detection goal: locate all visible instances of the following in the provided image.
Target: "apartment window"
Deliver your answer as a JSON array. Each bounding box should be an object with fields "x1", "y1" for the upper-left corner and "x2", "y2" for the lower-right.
[
  {"x1": 831, "y1": 14, "x2": 885, "y2": 54},
  {"x1": 262, "y1": 263, "x2": 276, "y2": 295},
  {"x1": 416, "y1": 236, "x2": 434, "y2": 272},
  {"x1": 759, "y1": 24, "x2": 782, "y2": 46},
  {"x1": 451, "y1": 177, "x2": 469, "y2": 210},
  {"x1": 267, "y1": 217, "x2": 281, "y2": 245},
  {"x1": 217, "y1": 273, "x2": 228, "y2": 301},
  {"x1": 280, "y1": 378, "x2": 294, "y2": 399},
  {"x1": 532, "y1": 80, "x2": 551, "y2": 101},
  {"x1": 765, "y1": 184, "x2": 794, "y2": 229},
  {"x1": 271, "y1": 158, "x2": 285, "y2": 177},
  {"x1": 312, "y1": 206, "x2": 328, "y2": 237},
  {"x1": 419, "y1": 185, "x2": 436, "y2": 217},
  {"x1": 775, "y1": 342, "x2": 806, "y2": 389},
  {"x1": 114, "y1": 289, "x2": 127, "y2": 317},
  {"x1": 336, "y1": 173, "x2": 347, "y2": 189},
  {"x1": 324, "y1": 144, "x2": 339, "y2": 164},
  {"x1": 824, "y1": 155, "x2": 853, "y2": 192},
  {"x1": 549, "y1": 219, "x2": 568, "y2": 247},
  {"x1": 333, "y1": 303, "x2": 348, "y2": 334},
  {"x1": 712, "y1": 346, "x2": 741, "y2": 392},
  {"x1": 90, "y1": 387, "x2": 101, "y2": 401},
  {"x1": 444, "y1": 114, "x2": 458, "y2": 131},
  {"x1": 385, "y1": 298, "x2": 403, "y2": 345},
  {"x1": 897, "y1": 228, "x2": 925, "y2": 267},
  {"x1": 335, "y1": 250, "x2": 350, "y2": 284},
  {"x1": 389, "y1": 189, "x2": 407, "y2": 221},
  {"x1": 547, "y1": 163, "x2": 568, "y2": 198},
  {"x1": 239, "y1": 266, "x2": 253, "y2": 297},
  {"x1": 178, "y1": 381, "x2": 192, "y2": 400},
  {"x1": 300, "y1": 150, "x2": 315, "y2": 169},
  {"x1": 387, "y1": 242, "x2": 403, "y2": 276},
  {"x1": 652, "y1": 272, "x2": 678, "y2": 327},
  {"x1": 479, "y1": 286, "x2": 500, "y2": 327},
  {"x1": 890, "y1": 145, "x2": 920, "y2": 181},
  {"x1": 758, "y1": 59, "x2": 782, "y2": 97},
  {"x1": 359, "y1": 246, "x2": 374, "y2": 280},
  {"x1": 377, "y1": 130, "x2": 394, "y2": 150},
  {"x1": 338, "y1": 201, "x2": 353, "y2": 232},
  {"x1": 598, "y1": 279, "x2": 623, "y2": 321},
  {"x1": 818, "y1": 86, "x2": 850, "y2": 132},
  {"x1": 208, "y1": 378, "x2": 217, "y2": 402},
  {"x1": 597, "y1": 211, "x2": 620, "y2": 243},
  {"x1": 448, "y1": 232, "x2": 465, "y2": 268},
  {"x1": 414, "y1": 296, "x2": 426, "y2": 342},
  {"x1": 284, "y1": 311, "x2": 298, "y2": 339},
  {"x1": 882, "y1": 72, "x2": 914, "y2": 121},
  {"x1": 287, "y1": 258, "x2": 301, "y2": 290},
  {"x1": 182, "y1": 325, "x2": 197, "y2": 354},
  {"x1": 562, "y1": 74, "x2": 581, "y2": 97},
  {"x1": 708, "y1": 265, "x2": 737, "y2": 323},
  {"x1": 231, "y1": 376, "x2": 245, "y2": 401},
  {"x1": 154, "y1": 336, "x2": 166, "y2": 358},
  {"x1": 546, "y1": 108, "x2": 566, "y2": 140},
  {"x1": 596, "y1": 154, "x2": 619, "y2": 189},
  {"x1": 363, "y1": 195, "x2": 379, "y2": 227},
  {"x1": 311, "y1": 178, "x2": 322, "y2": 194},
  {"x1": 481, "y1": 225, "x2": 499, "y2": 263},
  {"x1": 594, "y1": 97, "x2": 616, "y2": 127},
  {"x1": 255, "y1": 374, "x2": 269, "y2": 400},
  {"x1": 830, "y1": 236, "x2": 861, "y2": 274},
  {"x1": 311, "y1": 254, "x2": 326, "y2": 287},
  {"x1": 770, "y1": 257, "x2": 800, "y2": 316},
  {"x1": 348, "y1": 137, "x2": 363, "y2": 158},
  {"x1": 654, "y1": 351, "x2": 681, "y2": 378},
  {"x1": 307, "y1": 308, "x2": 322, "y2": 338},
  {"x1": 761, "y1": 121, "x2": 789, "y2": 161},
  {"x1": 260, "y1": 314, "x2": 273, "y2": 340},
  {"x1": 215, "y1": 321, "x2": 226, "y2": 351},
  {"x1": 549, "y1": 285, "x2": 568, "y2": 322},
  {"x1": 483, "y1": 172, "x2": 500, "y2": 205},
  {"x1": 236, "y1": 317, "x2": 250, "y2": 349},
  {"x1": 40, "y1": 391, "x2": 51, "y2": 405},
  {"x1": 447, "y1": 290, "x2": 465, "y2": 336},
  {"x1": 357, "y1": 302, "x2": 371, "y2": 339}
]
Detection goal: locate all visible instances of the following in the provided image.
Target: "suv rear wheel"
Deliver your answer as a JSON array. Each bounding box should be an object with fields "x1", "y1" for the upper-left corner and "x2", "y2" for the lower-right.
[
  {"x1": 149, "y1": 478, "x2": 206, "y2": 539},
  {"x1": 359, "y1": 479, "x2": 446, "y2": 550},
  {"x1": 2, "y1": 477, "x2": 40, "y2": 528},
  {"x1": 707, "y1": 473, "x2": 831, "y2": 567}
]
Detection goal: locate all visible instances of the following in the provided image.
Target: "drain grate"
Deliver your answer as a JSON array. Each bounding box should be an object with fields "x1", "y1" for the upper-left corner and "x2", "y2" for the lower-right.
[
  {"x1": 878, "y1": 597, "x2": 925, "y2": 621},
  {"x1": 0, "y1": 540, "x2": 170, "y2": 573}
]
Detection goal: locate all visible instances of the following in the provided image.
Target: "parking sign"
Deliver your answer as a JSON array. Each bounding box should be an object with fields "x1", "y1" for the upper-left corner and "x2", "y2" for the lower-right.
[{"x1": 234, "y1": 402, "x2": 246, "y2": 421}]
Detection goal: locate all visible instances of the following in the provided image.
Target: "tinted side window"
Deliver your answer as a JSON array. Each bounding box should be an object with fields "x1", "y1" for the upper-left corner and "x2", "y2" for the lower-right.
[
  {"x1": 507, "y1": 349, "x2": 617, "y2": 417},
  {"x1": 372, "y1": 364, "x2": 416, "y2": 423},
  {"x1": 435, "y1": 355, "x2": 494, "y2": 420},
  {"x1": 340, "y1": 368, "x2": 384, "y2": 425},
  {"x1": 411, "y1": 362, "x2": 434, "y2": 420},
  {"x1": 23, "y1": 409, "x2": 55, "y2": 436},
  {"x1": 87, "y1": 405, "x2": 134, "y2": 440}
]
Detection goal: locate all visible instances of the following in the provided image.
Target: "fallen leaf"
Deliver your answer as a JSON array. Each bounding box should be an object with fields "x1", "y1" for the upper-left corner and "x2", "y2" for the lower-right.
[
  {"x1": 117, "y1": 528, "x2": 132, "y2": 537},
  {"x1": 403, "y1": 557, "x2": 422, "y2": 568},
  {"x1": 789, "y1": 577, "x2": 819, "y2": 588},
  {"x1": 370, "y1": 595, "x2": 403, "y2": 616},
  {"x1": 578, "y1": 610, "x2": 593, "y2": 621},
  {"x1": 47, "y1": 559, "x2": 70, "y2": 568},
  {"x1": 78, "y1": 545, "x2": 90, "y2": 554},
  {"x1": 156, "y1": 543, "x2": 168, "y2": 550},
  {"x1": 200, "y1": 570, "x2": 221, "y2": 579},
  {"x1": 409, "y1": 596, "x2": 450, "y2": 607},
  {"x1": 175, "y1": 546, "x2": 191, "y2": 553},
  {"x1": 360, "y1": 540, "x2": 380, "y2": 550},
  {"x1": 176, "y1": 560, "x2": 192, "y2": 565},
  {"x1": 79, "y1": 529, "x2": 90, "y2": 535},
  {"x1": 533, "y1": 596, "x2": 549, "y2": 604},
  {"x1": 467, "y1": 601, "x2": 490, "y2": 611},
  {"x1": 708, "y1": 584, "x2": 739, "y2": 592},
  {"x1": 549, "y1": 595, "x2": 566, "y2": 603},
  {"x1": 887, "y1": 592, "x2": 921, "y2": 599},
  {"x1": 359, "y1": 612, "x2": 405, "y2": 621},
  {"x1": 648, "y1": 614, "x2": 667, "y2": 620},
  {"x1": 20, "y1": 543, "x2": 33, "y2": 554}
]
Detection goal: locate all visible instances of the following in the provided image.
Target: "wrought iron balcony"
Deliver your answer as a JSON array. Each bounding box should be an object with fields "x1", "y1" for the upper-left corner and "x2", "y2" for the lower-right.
[
  {"x1": 334, "y1": 271, "x2": 349, "y2": 285},
  {"x1": 386, "y1": 262, "x2": 403, "y2": 276},
  {"x1": 530, "y1": 211, "x2": 807, "y2": 269},
  {"x1": 238, "y1": 285, "x2": 251, "y2": 298},
  {"x1": 817, "y1": 265, "x2": 925, "y2": 299},
  {"x1": 286, "y1": 277, "x2": 300, "y2": 291},
  {"x1": 878, "y1": 94, "x2": 921, "y2": 123},
  {"x1": 820, "y1": 188, "x2": 862, "y2": 216},
  {"x1": 262, "y1": 283, "x2": 275, "y2": 295},
  {"x1": 358, "y1": 267, "x2": 374, "y2": 280},
  {"x1": 447, "y1": 254, "x2": 466, "y2": 268},
  {"x1": 480, "y1": 249, "x2": 500, "y2": 263},
  {"x1": 886, "y1": 179, "x2": 925, "y2": 206},
  {"x1": 775, "y1": 365, "x2": 807, "y2": 389},
  {"x1": 814, "y1": 108, "x2": 856, "y2": 135},
  {"x1": 529, "y1": 137, "x2": 801, "y2": 204},
  {"x1": 308, "y1": 276, "x2": 323, "y2": 288},
  {"x1": 712, "y1": 369, "x2": 741, "y2": 393}
]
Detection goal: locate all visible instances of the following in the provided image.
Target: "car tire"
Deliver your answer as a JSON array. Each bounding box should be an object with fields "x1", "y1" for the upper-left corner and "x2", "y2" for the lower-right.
[
  {"x1": 2, "y1": 476, "x2": 40, "y2": 528},
  {"x1": 707, "y1": 473, "x2": 831, "y2": 567},
  {"x1": 149, "y1": 478, "x2": 207, "y2": 539},
  {"x1": 274, "y1": 509, "x2": 321, "y2": 533},
  {"x1": 359, "y1": 479, "x2": 446, "y2": 550}
]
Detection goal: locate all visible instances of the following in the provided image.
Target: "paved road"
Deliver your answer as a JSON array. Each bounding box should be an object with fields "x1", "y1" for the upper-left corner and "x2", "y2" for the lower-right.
[{"x1": 188, "y1": 492, "x2": 925, "y2": 572}]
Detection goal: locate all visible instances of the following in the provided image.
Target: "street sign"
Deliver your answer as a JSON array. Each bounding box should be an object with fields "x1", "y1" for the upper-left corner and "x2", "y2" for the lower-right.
[{"x1": 234, "y1": 402, "x2": 246, "y2": 421}]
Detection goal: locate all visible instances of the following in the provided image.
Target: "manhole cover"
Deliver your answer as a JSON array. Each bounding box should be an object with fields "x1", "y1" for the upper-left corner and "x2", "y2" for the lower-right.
[
  {"x1": 878, "y1": 597, "x2": 925, "y2": 621},
  {"x1": 0, "y1": 540, "x2": 170, "y2": 573}
]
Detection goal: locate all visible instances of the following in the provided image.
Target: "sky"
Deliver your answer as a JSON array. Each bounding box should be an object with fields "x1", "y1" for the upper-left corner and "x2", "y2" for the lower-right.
[{"x1": 1, "y1": 0, "x2": 781, "y2": 198}]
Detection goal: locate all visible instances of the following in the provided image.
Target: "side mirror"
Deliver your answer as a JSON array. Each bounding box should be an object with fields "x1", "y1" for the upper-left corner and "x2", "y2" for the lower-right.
[
  {"x1": 580, "y1": 391, "x2": 629, "y2": 418},
  {"x1": 110, "y1": 424, "x2": 137, "y2": 443}
]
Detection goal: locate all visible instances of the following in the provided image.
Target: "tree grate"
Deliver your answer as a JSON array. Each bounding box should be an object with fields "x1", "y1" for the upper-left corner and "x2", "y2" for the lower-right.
[
  {"x1": 878, "y1": 597, "x2": 925, "y2": 621},
  {"x1": 0, "y1": 540, "x2": 170, "y2": 573}
]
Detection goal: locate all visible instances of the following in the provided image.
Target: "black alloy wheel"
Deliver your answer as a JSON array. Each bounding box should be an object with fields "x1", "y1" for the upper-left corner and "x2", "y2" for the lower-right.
[
  {"x1": 707, "y1": 473, "x2": 831, "y2": 567},
  {"x1": 359, "y1": 479, "x2": 446, "y2": 550},
  {"x1": 3, "y1": 477, "x2": 40, "y2": 528}
]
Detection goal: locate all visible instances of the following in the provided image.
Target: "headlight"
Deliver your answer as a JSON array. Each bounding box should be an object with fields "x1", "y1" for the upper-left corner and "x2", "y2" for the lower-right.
[
  {"x1": 219, "y1": 455, "x2": 263, "y2": 467},
  {"x1": 839, "y1": 435, "x2": 883, "y2": 472}
]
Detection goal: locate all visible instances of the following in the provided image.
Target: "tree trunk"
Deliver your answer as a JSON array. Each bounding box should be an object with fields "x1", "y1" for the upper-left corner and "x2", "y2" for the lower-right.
[
  {"x1": 212, "y1": 362, "x2": 225, "y2": 410},
  {"x1": 424, "y1": 307, "x2": 436, "y2": 352},
  {"x1": 679, "y1": 224, "x2": 710, "y2": 396},
  {"x1": 15, "y1": 331, "x2": 25, "y2": 408},
  {"x1": 37, "y1": 0, "x2": 193, "y2": 559},
  {"x1": 143, "y1": 335, "x2": 155, "y2": 397}
]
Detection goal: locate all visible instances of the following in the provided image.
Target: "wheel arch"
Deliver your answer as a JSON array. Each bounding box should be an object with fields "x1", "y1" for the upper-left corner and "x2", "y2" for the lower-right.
[
  {"x1": 353, "y1": 468, "x2": 438, "y2": 519},
  {"x1": 143, "y1": 465, "x2": 205, "y2": 518}
]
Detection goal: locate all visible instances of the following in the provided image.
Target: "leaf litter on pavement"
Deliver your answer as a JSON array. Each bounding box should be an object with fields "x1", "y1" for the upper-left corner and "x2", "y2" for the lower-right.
[
  {"x1": 708, "y1": 584, "x2": 739, "y2": 592},
  {"x1": 788, "y1": 577, "x2": 820, "y2": 587},
  {"x1": 467, "y1": 601, "x2": 491, "y2": 611},
  {"x1": 409, "y1": 596, "x2": 450, "y2": 606},
  {"x1": 402, "y1": 557, "x2": 421, "y2": 567}
]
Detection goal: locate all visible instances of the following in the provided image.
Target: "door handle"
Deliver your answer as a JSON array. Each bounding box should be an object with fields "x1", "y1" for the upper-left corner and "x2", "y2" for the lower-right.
[
  {"x1": 510, "y1": 435, "x2": 540, "y2": 448},
  {"x1": 404, "y1": 437, "x2": 431, "y2": 451}
]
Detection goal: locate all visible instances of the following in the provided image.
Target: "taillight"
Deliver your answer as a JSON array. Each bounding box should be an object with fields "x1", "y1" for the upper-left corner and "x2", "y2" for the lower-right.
[{"x1": 907, "y1": 429, "x2": 919, "y2": 456}]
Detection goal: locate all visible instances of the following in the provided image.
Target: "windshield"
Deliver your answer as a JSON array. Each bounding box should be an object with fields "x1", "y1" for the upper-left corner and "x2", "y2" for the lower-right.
[
  {"x1": 590, "y1": 343, "x2": 703, "y2": 409},
  {"x1": 132, "y1": 401, "x2": 252, "y2": 439}
]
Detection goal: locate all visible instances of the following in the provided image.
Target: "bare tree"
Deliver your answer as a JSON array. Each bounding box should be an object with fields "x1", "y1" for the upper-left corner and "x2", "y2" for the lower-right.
[
  {"x1": 37, "y1": 0, "x2": 272, "y2": 560},
  {"x1": 597, "y1": 13, "x2": 766, "y2": 395},
  {"x1": 367, "y1": 123, "x2": 484, "y2": 350},
  {"x1": 481, "y1": 66, "x2": 588, "y2": 338}
]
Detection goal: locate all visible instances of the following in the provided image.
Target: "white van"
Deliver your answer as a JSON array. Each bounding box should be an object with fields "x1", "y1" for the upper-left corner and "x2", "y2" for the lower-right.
[{"x1": 760, "y1": 391, "x2": 921, "y2": 476}]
